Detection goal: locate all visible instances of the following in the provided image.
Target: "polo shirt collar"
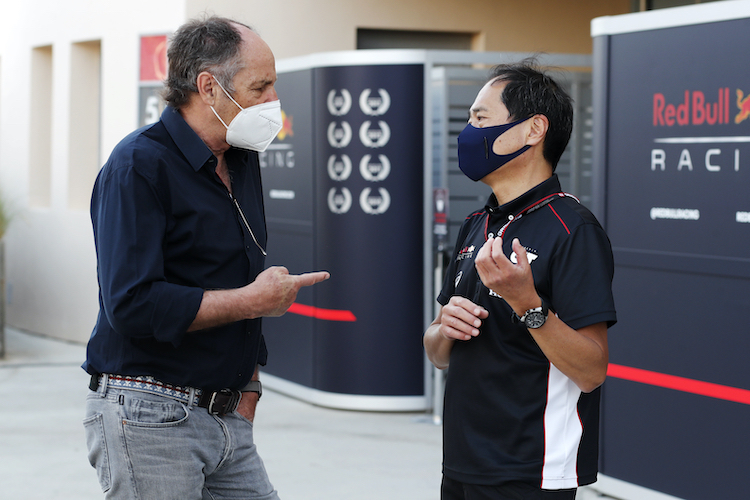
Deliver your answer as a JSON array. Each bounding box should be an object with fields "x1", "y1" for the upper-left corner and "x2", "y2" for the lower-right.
[
  {"x1": 161, "y1": 105, "x2": 214, "y2": 172},
  {"x1": 485, "y1": 174, "x2": 563, "y2": 216}
]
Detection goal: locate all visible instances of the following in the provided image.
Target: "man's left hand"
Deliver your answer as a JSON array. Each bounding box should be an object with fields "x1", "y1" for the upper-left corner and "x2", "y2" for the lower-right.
[{"x1": 237, "y1": 390, "x2": 260, "y2": 422}]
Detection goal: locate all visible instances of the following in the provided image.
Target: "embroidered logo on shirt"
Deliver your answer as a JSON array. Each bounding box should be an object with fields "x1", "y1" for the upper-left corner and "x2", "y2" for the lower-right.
[
  {"x1": 510, "y1": 247, "x2": 539, "y2": 265},
  {"x1": 456, "y1": 245, "x2": 476, "y2": 261},
  {"x1": 455, "y1": 270, "x2": 463, "y2": 288}
]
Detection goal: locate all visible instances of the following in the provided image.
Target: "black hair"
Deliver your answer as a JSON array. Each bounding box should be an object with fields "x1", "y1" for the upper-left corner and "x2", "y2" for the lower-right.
[{"x1": 488, "y1": 58, "x2": 573, "y2": 170}]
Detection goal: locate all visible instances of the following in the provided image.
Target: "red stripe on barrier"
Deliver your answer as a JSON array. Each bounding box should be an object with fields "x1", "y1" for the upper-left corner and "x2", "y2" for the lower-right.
[
  {"x1": 607, "y1": 363, "x2": 750, "y2": 405},
  {"x1": 287, "y1": 303, "x2": 357, "y2": 322}
]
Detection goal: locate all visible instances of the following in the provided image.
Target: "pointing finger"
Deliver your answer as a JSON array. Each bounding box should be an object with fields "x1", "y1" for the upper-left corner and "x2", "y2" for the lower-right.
[{"x1": 295, "y1": 271, "x2": 331, "y2": 288}]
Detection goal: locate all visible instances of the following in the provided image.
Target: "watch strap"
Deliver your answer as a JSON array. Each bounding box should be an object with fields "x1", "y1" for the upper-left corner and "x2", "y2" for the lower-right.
[
  {"x1": 241, "y1": 379, "x2": 262, "y2": 399},
  {"x1": 511, "y1": 297, "x2": 549, "y2": 325}
]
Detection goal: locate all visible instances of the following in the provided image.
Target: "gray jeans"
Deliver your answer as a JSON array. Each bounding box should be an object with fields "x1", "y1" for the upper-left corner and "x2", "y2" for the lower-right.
[{"x1": 84, "y1": 381, "x2": 279, "y2": 500}]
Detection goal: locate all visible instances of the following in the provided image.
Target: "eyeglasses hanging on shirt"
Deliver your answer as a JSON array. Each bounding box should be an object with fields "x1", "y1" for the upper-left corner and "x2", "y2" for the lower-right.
[{"x1": 229, "y1": 192, "x2": 267, "y2": 256}]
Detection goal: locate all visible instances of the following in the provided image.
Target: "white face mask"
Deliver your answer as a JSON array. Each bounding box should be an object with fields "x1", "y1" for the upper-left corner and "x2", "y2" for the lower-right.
[{"x1": 210, "y1": 76, "x2": 283, "y2": 152}]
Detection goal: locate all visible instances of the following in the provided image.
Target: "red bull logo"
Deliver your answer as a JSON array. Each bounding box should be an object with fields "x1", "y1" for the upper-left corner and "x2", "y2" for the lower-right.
[
  {"x1": 276, "y1": 110, "x2": 293, "y2": 140},
  {"x1": 653, "y1": 89, "x2": 731, "y2": 126},
  {"x1": 650, "y1": 87, "x2": 749, "y2": 173},
  {"x1": 735, "y1": 89, "x2": 750, "y2": 124},
  {"x1": 653, "y1": 87, "x2": 750, "y2": 127},
  {"x1": 260, "y1": 109, "x2": 295, "y2": 169}
]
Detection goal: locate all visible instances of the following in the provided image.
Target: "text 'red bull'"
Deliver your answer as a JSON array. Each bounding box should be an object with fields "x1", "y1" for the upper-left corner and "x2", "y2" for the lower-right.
[{"x1": 653, "y1": 89, "x2": 730, "y2": 126}]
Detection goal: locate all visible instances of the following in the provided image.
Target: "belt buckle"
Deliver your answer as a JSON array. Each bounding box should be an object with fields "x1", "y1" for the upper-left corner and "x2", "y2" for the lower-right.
[{"x1": 207, "y1": 389, "x2": 240, "y2": 416}]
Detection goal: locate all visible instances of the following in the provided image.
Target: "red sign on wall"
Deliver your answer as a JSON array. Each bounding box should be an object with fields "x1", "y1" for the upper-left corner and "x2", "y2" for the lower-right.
[
  {"x1": 139, "y1": 35, "x2": 168, "y2": 126},
  {"x1": 140, "y1": 35, "x2": 168, "y2": 82}
]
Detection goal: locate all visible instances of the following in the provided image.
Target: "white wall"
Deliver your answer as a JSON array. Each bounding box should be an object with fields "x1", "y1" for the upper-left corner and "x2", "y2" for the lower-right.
[{"x1": 0, "y1": 0, "x2": 185, "y2": 342}]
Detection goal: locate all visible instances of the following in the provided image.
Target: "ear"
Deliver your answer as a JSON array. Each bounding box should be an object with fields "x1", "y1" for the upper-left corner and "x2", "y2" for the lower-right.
[
  {"x1": 526, "y1": 114, "x2": 549, "y2": 146},
  {"x1": 196, "y1": 71, "x2": 218, "y2": 106}
]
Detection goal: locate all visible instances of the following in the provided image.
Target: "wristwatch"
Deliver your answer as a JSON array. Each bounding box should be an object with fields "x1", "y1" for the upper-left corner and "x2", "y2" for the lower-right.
[
  {"x1": 241, "y1": 380, "x2": 262, "y2": 399},
  {"x1": 512, "y1": 298, "x2": 549, "y2": 329}
]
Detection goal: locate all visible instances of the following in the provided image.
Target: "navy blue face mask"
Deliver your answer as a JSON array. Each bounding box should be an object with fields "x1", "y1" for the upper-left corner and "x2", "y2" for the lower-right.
[{"x1": 457, "y1": 117, "x2": 531, "y2": 182}]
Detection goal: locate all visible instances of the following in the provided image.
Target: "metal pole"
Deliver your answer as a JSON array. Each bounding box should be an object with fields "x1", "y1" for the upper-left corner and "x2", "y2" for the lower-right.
[{"x1": 431, "y1": 252, "x2": 446, "y2": 425}]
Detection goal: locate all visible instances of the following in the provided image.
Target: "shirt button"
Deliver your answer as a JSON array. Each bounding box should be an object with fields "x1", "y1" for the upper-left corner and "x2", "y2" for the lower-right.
[{"x1": 508, "y1": 215, "x2": 514, "y2": 221}]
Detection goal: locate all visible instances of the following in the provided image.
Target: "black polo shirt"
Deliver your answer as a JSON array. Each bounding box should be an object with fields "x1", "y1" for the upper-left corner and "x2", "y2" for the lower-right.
[
  {"x1": 84, "y1": 106, "x2": 268, "y2": 391},
  {"x1": 437, "y1": 175, "x2": 616, "y2": 489}
]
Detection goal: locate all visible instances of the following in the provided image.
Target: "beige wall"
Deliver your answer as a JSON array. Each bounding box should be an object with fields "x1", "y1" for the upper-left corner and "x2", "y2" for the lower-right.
[{"x1": 188, "y1": 0, "x2": 630, "y2": 58}]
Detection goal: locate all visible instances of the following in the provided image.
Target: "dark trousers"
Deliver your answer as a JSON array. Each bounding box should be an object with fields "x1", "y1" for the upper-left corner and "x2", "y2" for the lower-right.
[{"x1": 441, "y1": 477, "x2": 577, "y2": 500}]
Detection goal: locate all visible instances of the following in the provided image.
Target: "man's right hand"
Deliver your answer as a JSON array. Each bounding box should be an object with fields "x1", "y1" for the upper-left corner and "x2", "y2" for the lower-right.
[
  {"x1": 189, "y1": 267, "x2": 330, "y2": 332},
  {"x1": 248, "y1": 266, "x2": 330, "y2": 317}
]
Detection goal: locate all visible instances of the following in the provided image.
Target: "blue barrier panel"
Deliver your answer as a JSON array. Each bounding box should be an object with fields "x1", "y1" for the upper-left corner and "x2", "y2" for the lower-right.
[{"x1": 592, "y1": 6, "x2": 750, "y2": 499}]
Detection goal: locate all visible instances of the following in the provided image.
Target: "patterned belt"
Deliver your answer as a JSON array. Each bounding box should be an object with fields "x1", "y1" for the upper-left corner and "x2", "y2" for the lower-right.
[{"x1": 90, "y1": 374, "x2": 241, "y2": 416}]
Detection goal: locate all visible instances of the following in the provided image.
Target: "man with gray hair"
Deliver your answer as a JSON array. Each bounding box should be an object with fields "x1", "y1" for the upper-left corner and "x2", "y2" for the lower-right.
[{"x1": 83, "y1": 16, "x2": 328, "y2": 499}]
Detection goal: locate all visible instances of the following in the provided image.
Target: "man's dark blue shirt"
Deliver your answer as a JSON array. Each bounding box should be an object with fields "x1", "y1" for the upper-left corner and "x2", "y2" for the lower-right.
[{"x1": 84, "y1": 106, "x2": 268, "y2": 390}]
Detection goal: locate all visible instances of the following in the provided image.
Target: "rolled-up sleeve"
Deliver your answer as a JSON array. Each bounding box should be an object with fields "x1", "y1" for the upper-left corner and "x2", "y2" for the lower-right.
[{"x1": 92, "y1": 158, "x2": 204, "y2": 346}]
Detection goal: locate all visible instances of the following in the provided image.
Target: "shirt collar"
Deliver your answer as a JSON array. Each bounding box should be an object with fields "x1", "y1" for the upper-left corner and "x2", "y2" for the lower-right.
[
  {"x1": 485, "y1": 174, "x2": 563, "y2": 216},
  {"x1": 161, "y1": 106, "x2": 214, "y2": 172}
]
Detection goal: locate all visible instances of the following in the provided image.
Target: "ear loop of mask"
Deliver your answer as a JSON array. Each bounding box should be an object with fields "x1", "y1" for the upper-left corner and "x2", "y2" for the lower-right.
[{"x1": 209, "y1": 76, "x2": 243, "y2": 129}]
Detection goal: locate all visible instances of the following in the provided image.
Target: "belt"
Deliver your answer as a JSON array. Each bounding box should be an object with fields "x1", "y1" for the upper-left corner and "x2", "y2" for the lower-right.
[{"x1": 90, "y1": 374, "x2": 241, "y2": 416}]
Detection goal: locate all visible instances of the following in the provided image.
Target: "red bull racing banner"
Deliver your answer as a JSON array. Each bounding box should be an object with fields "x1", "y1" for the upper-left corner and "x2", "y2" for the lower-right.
[
  {"x1": 592, "y1": 5, "x2": 750, "y2": 499},
  {"x1": 312, "y1": 64, "x2": 424, "y2": 398},
  {"x1": 260, "y1": 60, "x2": 424, "y2": 410}
]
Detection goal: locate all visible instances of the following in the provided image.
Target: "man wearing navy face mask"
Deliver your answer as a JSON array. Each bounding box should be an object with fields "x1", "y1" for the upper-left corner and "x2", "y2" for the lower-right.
[
  {"x1": 424, "y1": 60, "x2": 617, "y2": 499},
  {"x1": 83, "y1": 16, "x2": 329, "y2": 499}
]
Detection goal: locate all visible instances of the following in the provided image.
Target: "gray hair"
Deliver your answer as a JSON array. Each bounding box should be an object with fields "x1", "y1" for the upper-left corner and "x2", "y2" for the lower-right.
[{"x1": 162, "y1": 16, "x2": 253, "y2": 109}]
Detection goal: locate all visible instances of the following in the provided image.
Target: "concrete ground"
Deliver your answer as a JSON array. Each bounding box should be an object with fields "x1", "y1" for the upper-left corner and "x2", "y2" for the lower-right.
[{"x1": 0, "y1": 328, "x2": 617, "y2": 499}]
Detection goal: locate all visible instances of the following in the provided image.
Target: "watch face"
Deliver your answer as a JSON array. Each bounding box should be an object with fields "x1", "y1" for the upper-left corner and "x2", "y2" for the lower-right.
[{"x1": 525, "y1": 311, "x2": 546, "y2": 329}]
